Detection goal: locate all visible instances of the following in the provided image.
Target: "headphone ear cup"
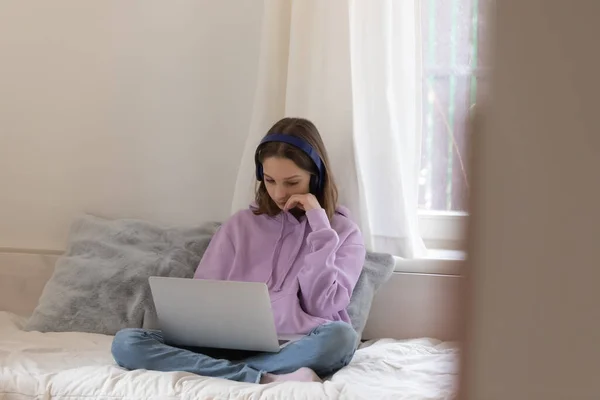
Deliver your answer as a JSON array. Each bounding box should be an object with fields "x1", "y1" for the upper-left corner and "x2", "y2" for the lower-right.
[
  {"x1": 256, "y1": 163, "x2": 263, "y2": 181},
  {"x1": 310, "y1": 175, "x2": 320, "y2": 196}
]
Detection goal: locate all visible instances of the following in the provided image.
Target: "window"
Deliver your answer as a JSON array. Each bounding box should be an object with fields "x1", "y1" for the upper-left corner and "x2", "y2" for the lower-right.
[{"x1": 418, "y1": 0, "x2": 493, "y2": 249}]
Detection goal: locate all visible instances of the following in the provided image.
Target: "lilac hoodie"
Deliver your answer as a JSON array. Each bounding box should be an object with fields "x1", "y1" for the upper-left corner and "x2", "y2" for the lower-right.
[{"x1": 193, "y1": 204, "x2": 366, "y2": 335}]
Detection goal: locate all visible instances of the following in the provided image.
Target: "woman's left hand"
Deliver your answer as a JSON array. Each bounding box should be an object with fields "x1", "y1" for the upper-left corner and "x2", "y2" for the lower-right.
[{"x1": 284, "y1": 194, "x2": 322, "y2": 212}]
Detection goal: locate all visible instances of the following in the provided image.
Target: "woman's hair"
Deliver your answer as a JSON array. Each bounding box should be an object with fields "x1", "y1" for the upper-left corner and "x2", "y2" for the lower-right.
[{"x1": 254, "y1": 117, "x2": 338, "y2": 220}]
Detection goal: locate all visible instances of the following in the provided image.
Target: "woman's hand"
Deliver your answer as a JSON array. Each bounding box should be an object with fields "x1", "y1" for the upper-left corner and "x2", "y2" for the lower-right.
[{"x1": 284, "y1": 193, "x2": 322, "y2": 212}]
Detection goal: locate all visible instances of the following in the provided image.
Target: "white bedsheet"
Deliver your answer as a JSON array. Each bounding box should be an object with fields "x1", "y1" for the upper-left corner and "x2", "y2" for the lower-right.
[{"x1": 0, "y1": 312, "x2": 458, "y2": 400}]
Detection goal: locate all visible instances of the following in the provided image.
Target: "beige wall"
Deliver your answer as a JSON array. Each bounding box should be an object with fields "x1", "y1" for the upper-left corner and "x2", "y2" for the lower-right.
[
  {"x1": 460, "y1": 1, "x2": 600, "y2": 399},
  {"x1": 0, "y1": 1, "x2": 263, "y2": 250}
]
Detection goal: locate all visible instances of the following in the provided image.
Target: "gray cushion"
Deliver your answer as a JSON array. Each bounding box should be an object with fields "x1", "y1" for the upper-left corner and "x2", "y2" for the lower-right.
[
  {"x1": 25, "y1": 214, "x2": 219, "y2": 335},
  {"x1": 346, "y1": 251, "x2": 395, "y2": 341}
]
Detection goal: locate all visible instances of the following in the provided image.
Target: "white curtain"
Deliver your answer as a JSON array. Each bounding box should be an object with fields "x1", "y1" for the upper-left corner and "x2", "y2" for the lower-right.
[{"x1": 231, "y1": 0, "x2": 426, "y2": 258}]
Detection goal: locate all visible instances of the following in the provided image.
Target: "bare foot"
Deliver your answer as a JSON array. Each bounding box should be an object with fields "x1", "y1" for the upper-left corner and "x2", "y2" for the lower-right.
[{"x1": 260, "y1": 367, "x2": 322, "y2": 384}]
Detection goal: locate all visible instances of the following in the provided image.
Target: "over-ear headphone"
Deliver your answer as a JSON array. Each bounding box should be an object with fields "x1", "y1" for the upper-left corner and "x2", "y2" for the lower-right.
[{"x1": 255, "y1": 134, "x2": 325, "y2": 196}]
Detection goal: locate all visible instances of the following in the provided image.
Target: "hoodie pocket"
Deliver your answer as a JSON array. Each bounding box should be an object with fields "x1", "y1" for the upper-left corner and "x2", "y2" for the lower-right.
[
  {"x1": 269, "y1": 289, "x2": 295, "y2": 304},
  {"x1": 269, "y1": 290, "x2": 328, "y2": 335}
]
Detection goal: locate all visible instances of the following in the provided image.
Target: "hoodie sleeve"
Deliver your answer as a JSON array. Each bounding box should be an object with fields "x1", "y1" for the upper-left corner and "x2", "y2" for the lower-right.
[
  {"x1": 193, "y1": 224, "x2": 235, "y2": 280},
  {"x1": 297, "y1": 208, "x2": 366, "y2": 318}
]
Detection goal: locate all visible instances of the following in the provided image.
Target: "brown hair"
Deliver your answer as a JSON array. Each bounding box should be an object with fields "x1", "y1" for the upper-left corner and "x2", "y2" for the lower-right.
[{"x1": 253, "y1": 117, "x2": 338, "y2": 220}]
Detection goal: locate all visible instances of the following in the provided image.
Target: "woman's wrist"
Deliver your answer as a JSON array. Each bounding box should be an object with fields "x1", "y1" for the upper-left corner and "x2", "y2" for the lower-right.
[{"x1": 306, "y1": 208, "x2": 330, "y2": 231}]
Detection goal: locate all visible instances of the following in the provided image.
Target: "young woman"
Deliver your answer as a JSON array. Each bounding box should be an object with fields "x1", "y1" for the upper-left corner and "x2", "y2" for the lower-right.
[{"x1": 111, "y1": 117, "x2": 366, "y2": 384}]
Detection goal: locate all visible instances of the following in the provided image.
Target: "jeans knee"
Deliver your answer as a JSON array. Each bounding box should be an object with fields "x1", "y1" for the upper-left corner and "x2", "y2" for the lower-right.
[
  {"x1": 111, "y1": 328, "x2": 148, "y2": 368},
  {"x1": 315, "y1": 321, "x2": 359, "y2": 366},
  {"x1": 330, "y1": 321, "x2": 359, "y2": 351}
]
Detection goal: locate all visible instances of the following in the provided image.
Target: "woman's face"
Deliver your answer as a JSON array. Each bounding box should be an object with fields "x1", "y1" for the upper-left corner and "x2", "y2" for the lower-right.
[{"x1": 262, "y1": 156, "x2": 311, "y2": 209}]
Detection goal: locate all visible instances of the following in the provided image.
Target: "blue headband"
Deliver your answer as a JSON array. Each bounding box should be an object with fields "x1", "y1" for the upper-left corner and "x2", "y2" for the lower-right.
[{"x1": 255, "y1": 134, "x2": 325, "y2": 195}]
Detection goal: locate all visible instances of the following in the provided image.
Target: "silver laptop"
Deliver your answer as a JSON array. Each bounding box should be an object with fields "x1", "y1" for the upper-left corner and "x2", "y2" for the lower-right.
[{"x1": 148, "y1": 276, "x2": 302, "y2": 352}]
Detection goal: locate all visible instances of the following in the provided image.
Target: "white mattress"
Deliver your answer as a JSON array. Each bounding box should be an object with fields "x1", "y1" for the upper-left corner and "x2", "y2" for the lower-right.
[{"x1": 0, "y1": 312, "x2": 458, "y2": 400}]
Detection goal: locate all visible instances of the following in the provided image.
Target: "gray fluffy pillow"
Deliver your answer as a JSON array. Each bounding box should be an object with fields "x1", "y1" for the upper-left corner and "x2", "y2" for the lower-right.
[
  {"x1": 347, "y1": 251, "x2": 395, "y2": 341},
  {"x1": 25, "y1": 214, "x2": 219, "y2": 335}
]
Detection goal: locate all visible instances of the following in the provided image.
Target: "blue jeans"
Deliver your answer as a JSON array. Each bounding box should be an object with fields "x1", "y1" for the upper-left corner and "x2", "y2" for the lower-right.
[{"x1": 111, "y1": 321, "x2": 358, "y2": 384}]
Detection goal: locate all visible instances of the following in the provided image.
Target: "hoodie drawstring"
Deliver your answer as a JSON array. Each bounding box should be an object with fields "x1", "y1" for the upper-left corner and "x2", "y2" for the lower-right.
[
  {"x1": 272, "y1": 220, "x2": 307, "y2": 292},
  {"x1": 267, "y1": 214, "x2": 286, "y2": 290}
]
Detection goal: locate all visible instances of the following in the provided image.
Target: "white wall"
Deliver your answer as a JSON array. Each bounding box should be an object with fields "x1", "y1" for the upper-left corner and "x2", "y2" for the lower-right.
[
  {"x1": 460, "y1": 1, "x2": 600, "y2": 399},
  {"x1": 0, "y1": 1, "x2": 263, "y2": 250}
]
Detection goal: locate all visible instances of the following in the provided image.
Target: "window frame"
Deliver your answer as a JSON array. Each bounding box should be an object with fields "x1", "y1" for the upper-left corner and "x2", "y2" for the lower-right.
[{"x1": 389, "y1": 211, "x2": 466, "y2": 275}]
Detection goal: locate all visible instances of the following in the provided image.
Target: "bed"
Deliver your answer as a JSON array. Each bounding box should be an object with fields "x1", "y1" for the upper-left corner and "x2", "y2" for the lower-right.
[
  {"x1": 0, "y1": 216, "x2": 461, "y2": 400},
  {"x1": 0, "y1": 311, "x2": 457, "y2": 400}
]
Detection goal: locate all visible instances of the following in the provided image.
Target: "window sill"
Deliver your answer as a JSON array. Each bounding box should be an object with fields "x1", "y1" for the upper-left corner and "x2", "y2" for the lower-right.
[
  {"x1": 425, "y1": 248, "x2": 466, "y2": 260},
  {"x1": 393, "y1": 249, "x2": 465, "y2": 275},
  {"x1": 419, "y1": 210, "x2": 468, "y2": 250}
]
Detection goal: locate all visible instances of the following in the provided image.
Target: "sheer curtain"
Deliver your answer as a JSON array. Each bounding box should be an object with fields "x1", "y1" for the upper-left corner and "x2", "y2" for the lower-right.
[{"x1": 231, "y1": 0, "x2": 426, "y2": 258}]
